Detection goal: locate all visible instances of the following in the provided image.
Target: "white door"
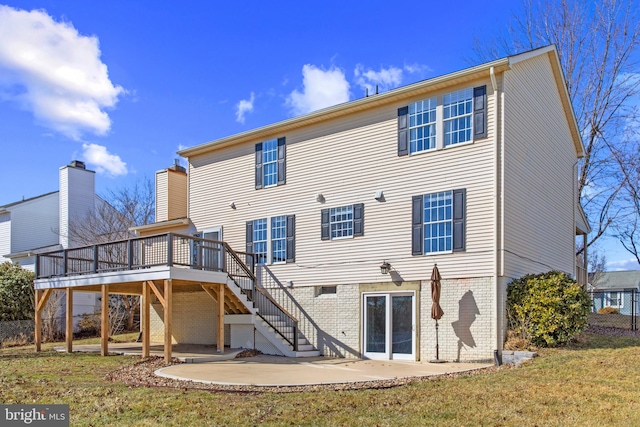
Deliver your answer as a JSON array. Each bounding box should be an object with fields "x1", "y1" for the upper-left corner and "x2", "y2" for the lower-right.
[
  {"x1": 194, "y1": 227, "x2": 223, "y2": 270},
  {"x1": 363, "y1": 292, "x2": 416, "y2": 360}
]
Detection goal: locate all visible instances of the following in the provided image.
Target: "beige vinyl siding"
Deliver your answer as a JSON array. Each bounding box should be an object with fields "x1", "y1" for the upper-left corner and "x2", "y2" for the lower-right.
[
  {"x1": 188, "y1": 79, "x2": 497, "y2": 287},
  {"x1": 501, "y1": 53, "x2": 577, "y2": 279},
  {"x1": 156, "y1": 170, "x2": 169, "y2": 222}
]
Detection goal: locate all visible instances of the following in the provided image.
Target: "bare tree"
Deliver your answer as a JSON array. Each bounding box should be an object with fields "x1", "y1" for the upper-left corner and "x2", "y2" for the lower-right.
[
  {"x1": 473, "y1": 0, "x2": 640, "y2": 254},
  {"x1": 69, "y1": 177, "x2": 155, "y2": 331},
  {"x1": 612, "y1": 138, "x2": 640, "y2": 265}
]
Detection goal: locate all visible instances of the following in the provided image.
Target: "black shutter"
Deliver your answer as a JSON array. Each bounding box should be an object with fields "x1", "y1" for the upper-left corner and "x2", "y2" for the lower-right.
[
  {"x1": 246, "y1": 220, "x2": 255, "y2": 270},
  {"x1": 398, "y1": 106, "x2": 409, "y2": 156},
  {"x1": 321, "y1": 209, "x2": 330, "y2": 240},
  {"x1": 452, "y1": 189, "x2": 466, "y2": 252},
  {"x1": 277, "y1": 137, "x2": 286, "y2": 185},
  {"x1": 353, "y1": 203, "x2": 364, "y2": 237},
  {"x1": 255, "y1": 143, "x2": 263, "y2": 189},
  {"x1": 286, "y1": 215, "x2": 295, "y2": 263},
  {"x1": 412, "y1": 195, "x2": 423, "y2": 255},
  {"x1": 473, "y1": 86, "x2": 487, "y2": 140}
]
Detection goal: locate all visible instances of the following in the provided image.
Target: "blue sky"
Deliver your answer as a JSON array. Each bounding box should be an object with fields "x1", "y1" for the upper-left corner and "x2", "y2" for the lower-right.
[{"x1": 0, "y1": 1, "x2": 637, "y2": 270}]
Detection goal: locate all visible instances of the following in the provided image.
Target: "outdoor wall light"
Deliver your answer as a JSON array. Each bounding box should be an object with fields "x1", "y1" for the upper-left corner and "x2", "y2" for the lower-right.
[
  {"x1": 286, "y1": 280, "x2": 294, "y2": 288},
  {"x1": 380, "y1": 261, "x2": 391, "y2": 275},
  {"x1": 229, "y1": 202, "x2": 236, "y2": 209},
  {"x1": 315, "y1": 193, "x2": 325, "y2": 203},
  {"x1": 374, "y1": 190, "x2": 384, "y2": 201}
]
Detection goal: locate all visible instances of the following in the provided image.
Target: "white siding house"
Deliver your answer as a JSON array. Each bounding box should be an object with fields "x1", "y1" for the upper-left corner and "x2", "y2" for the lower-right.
[
  {"x1": 2, "y1": 161, "x2": 101, "y2": 325},
  {"x1": 34, "y1": 45, "x2": 589, "y2": 363}
]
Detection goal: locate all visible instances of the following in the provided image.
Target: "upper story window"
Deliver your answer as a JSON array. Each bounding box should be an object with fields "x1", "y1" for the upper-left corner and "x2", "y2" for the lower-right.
[
  {"x1": 246, "y1": 215, "x2": 295, "y2": 265},
  {"x1": 255, "y1": 137, "x2": 286, "y2": 189},
  {"x1": 409, "y1": 98, "x2": 437, "y2": 154},
  {"x1": 412, "y1": 189, "x2": 466, "y2": 255},
  {"x1": 443, "y1": 88, "x2": 473, "y2": 147},
  {"x1": 321, "y1": 204, "x2": 364, "y2": 241},
  {"x1": 398, "y1": 85, "x2": 487, "y2": 156}
]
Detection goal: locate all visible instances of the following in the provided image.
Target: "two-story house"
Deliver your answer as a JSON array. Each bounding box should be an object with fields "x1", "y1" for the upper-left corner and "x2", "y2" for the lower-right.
[
  {"x1": 2, "y1": 161, "x2": 101, "y2": 325},
  {"x1": 34, "y1": 45, "x2": 590, "y2": 363}
]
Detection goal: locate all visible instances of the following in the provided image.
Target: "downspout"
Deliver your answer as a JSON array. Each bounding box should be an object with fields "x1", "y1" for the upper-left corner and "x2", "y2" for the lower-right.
[{"x1": 491, "y1": 66, "x2": 504, "y2": 363}]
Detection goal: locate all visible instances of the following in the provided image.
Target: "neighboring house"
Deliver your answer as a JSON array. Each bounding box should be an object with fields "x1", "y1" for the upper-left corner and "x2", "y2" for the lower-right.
[
  {"x1": 590, "y1": 270, "x2": 640, "y2": 316},
  {"x1": 2, "y1": 161, "x2": 101, "y2": 324},
  {"x1": 34, "y1": 45, "x2": 590, "y2": 363}
]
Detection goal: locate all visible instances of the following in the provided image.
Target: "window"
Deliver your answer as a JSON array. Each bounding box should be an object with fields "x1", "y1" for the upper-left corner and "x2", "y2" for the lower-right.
[
  {"x1": 246, "y1": 215, "x2": 295, "y2": 264},
  {"x1": 255, "y1": 137, "x2": 286, "y2": 189},
  {"x1": 321, "y1": 204, "x2": 364, "y2": 240},
  {"x1": 253, "y1": 218, "x2": 268, "y2": 265},
  {"x1": 398, "y1": 85, "x2": 487, "y2": 156},
  {"x1": 412, "y1": 189, "x2": 466, "y2": 255},
  {"x1": 316, "y1": 286, "x2": 337, "y2": 296},
  {"x1": 423, "y1": 191, "x2": 453, "y2": 253},
  {"x1": 271, "y1": 215, "x2": 287, "y2": 263},
  {"x1": 443, "y1": 88, "x2": 473, "y2": 147},
  {"x1": 409, "y1": 97, "x2": 437, "y2": 154},
  {"x1": 605, "y1": 292, "x2": 624, "y2": 309}
]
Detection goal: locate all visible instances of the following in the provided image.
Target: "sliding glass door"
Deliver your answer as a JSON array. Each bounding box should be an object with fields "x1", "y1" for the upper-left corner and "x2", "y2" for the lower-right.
[{"x1": 363, "y1": 292, "x2": 415, "y2": 360}]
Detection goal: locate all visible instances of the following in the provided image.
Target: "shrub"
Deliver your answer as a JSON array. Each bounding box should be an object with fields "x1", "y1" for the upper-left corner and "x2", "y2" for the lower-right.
[
  {"x1": 507, "y1": 271, "x2": 591, "y2": 347},
  {"x1": 0, "y1": 262, "x2": 35, "y2": 321},
  {"x1": 597, "y1": 307, "x2": 620, "y2": 315}
]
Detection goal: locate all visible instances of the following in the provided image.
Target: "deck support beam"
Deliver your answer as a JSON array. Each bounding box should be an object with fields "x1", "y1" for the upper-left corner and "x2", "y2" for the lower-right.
[
  {"x1": 101, "y1": 285, "x2": 109, "y2": 356},
  {"x1": 164, "y1": 279, "x2": 173, "y2": 363},
  {"x1": 66, "y1": 288, "x2": 73, "y2": 353},
  {"x1": 142, "y1": 281, "x2": 151, "y2": 358},
  {"x1": 34, "y1": 289, "x2": 53, "y2": 352},
  {"x1": 217, "y1": 283, "x2": 224, "y2": 353}
]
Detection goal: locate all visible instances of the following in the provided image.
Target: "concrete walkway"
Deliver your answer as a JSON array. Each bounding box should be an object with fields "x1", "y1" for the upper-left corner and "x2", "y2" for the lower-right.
[{"x1": 156, "y1": 355, "x2": 493, "y2": 386}]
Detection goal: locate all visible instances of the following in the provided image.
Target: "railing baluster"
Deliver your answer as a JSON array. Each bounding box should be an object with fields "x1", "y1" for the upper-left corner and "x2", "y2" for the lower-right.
[{"x1": 167, "y1": 233, "x2": 173, "y2": 267}]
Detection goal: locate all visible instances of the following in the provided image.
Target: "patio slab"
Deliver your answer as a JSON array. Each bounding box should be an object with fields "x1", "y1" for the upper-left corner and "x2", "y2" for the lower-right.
[
  {"x1": 156, "y1": 355, "x2": 493, "y2": 386},
  {"x1": 55, "y1": 342, "x2": 242, "y2": 363}
]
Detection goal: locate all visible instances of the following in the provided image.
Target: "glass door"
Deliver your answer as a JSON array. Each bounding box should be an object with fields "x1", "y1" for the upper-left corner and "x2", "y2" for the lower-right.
[
  {"x1": 363, "y1": 292, "x2": 415, "y2": 360},
  {"x1": 194, "y1": 227, "x2": 223, "y2": 271}
]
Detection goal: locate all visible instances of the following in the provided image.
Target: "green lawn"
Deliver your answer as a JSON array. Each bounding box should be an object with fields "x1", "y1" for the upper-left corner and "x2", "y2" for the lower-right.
[{"x1": 1, "y1": 333, "x2": 640, "y2": 426}]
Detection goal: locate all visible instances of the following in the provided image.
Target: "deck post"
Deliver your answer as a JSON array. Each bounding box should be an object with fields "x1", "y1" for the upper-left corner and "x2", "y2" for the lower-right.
[
  {"x1": 217, "y1": 283, "x2": 224, "y2": 353},
  {"x1": 66, "y1": 288, "x2": 73, "y2": 353},
  {"x1": 34, "y1": 289, "x2": 53, "y2": 353},
  {"x1": 164, "y1": 279, "x2": 173, "y2": 362},
  {"x1": 101, "y1": 285, "x2": 109, "y2": 356},
  {"x1": 35, "y1": 290, "x2": 42, "y2": 352},
  {"x1": 142, "y1": 281, "x2": 150, "y2": 358}
]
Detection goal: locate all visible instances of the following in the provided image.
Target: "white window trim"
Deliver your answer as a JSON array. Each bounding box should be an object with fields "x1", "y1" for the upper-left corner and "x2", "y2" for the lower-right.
[
  {"x1": 409, "y1": 88, "x2": 475, "y2": 156},
  {"x1": 254, "y1": 215, "x2": 287, "y2": 265},
  {"x1": 605, "y1": 291, "x2": 624, "y2": 309},
  {"x1": 423, "y1": 190, "x2": 453, "y2": 255},
  {"x1": 330, "y1": 205, "x2": 354, "y2": 240},
  {"x1": 262, "y1": 138, "x2": 278, "y2": 188}
]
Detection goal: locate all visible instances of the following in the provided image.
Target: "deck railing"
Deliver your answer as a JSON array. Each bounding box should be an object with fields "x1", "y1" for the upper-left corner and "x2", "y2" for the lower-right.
[{"x1": 35, "y1": 232, "x2": 298, "y2": 350}]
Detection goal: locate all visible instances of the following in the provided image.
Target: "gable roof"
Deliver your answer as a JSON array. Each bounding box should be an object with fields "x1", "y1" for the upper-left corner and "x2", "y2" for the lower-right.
[
  {"x1": 178, "y1": 45, "x2": 584, "y2": 160},
  {"x1": 591, "y1": 270, "x2": 640, "y2": 290},
  {"x1": 0, "y1": 191, "x2": 58, "y2": 213}
]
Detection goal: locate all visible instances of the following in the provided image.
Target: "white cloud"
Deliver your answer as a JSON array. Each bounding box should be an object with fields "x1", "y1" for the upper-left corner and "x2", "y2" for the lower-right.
[
  {"x1": 606, "y1": 258, "x2": 640, "y2": 271},
  {"x1": 403, "y1": 62, "x2": 432, "y2": 75},
  {"x1": 354, "y1": 64, "x2": 403, "y2": 95},
  {"x1": 235, "y1": 92, "x2": 255, "y2": 124},
  {"x1": 286, "y1": 64, "x2": 350, "y2": 116},
  {"x1": 354, "y1": 63, "x2": 432, "y2": 96},
  {"x1": 81, "y1": 143, "x2": 127, "y2": 176},
  {"x1": 0, "y1": 5, "x2": 124, "y2": 140}
]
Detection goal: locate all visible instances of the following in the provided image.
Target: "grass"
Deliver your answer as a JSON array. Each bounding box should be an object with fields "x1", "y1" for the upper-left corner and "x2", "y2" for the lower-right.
[{"x1": 1, "y1": 333, "x2": 640, "y2": 426}]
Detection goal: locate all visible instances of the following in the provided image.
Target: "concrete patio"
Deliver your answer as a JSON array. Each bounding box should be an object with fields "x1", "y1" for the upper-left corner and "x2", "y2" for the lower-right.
[{"x1": 56, "y1": 342, "x2": 493, "y2": 386}]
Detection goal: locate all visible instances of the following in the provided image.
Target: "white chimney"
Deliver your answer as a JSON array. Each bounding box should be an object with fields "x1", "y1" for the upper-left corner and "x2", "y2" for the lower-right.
[{"x1": 59, "y1": 160, "x2": 95, "y2": 248}]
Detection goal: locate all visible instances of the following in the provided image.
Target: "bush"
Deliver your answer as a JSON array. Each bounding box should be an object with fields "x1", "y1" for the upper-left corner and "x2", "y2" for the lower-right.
[
  {"x1": 597, "y1": 307, "x2": 620, "y2": 315},
  {"x1": 507, "y1": 271, "x2": 591, "y2": 347},
  {"x1": 0, "y1": 262, "x2": 35, "y2": 321}
]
